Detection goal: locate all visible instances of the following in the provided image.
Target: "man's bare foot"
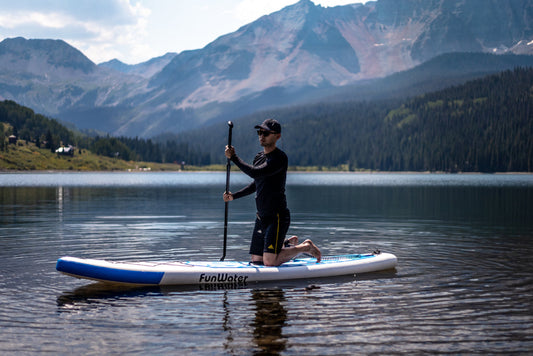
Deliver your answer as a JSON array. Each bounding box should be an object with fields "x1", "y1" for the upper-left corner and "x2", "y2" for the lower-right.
[
  {"x1": 302, "y1": 239, "x2": 321, "y2": 263},
  {"x1": 284, "y1": 235, "x2": 298, "y2": 247}
]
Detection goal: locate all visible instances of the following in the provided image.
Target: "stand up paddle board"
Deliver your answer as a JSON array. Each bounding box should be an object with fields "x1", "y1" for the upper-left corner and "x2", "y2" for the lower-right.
[{"x1": 56, "y1": 252, "x2": 397, "y2": 286}]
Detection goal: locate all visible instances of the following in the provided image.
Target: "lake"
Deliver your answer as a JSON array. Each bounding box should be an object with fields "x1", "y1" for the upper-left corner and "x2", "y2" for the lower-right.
[{"x1": 1, "y1": 172, "x2": 532, "y2": 355}]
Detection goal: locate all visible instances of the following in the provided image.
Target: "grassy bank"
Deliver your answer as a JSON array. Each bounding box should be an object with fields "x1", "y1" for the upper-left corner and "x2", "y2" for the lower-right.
[
  {"x1": 0, "y1": 141, "x2": 217, "y2": 171},
  {"x1": 0, "y1": 141, "x2": 429, "y2": 173}
]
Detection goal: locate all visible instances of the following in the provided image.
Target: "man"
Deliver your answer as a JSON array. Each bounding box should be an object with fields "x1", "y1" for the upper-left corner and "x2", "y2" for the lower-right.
[{"x1": 223, "y1": 118, "x2": 321, "y2": 266}]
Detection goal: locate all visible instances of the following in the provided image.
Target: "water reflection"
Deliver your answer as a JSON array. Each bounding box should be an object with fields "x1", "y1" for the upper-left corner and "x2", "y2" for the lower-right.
[
  {"x1": 58, "y1": 283, "x2": 289, "y2": 355},
  {"x1": 56, "y1": 283, "x2": 166, "y2": 308},
  {"x1": 290, "y1": 185, "x2": 533, "y2": 232},
  {"x1": 250, "y1": 289, "x2": 287, "y2": 355}
]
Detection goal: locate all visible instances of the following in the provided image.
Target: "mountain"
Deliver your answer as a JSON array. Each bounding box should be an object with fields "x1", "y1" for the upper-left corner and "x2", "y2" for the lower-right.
[
  {"x1": 0, "y1": 37, "x2": 95, "y2": 76},
  {"x1": 98, "y1": 52, "x2": 177, "y2": 78},
  {"x1": 323, "y1": 52, "x2": 533, "y2": 103},
  {"x1": 0, "y1": 0, "x2": 532, "y2": 137},
  {"x1": 0, "y1": 37, "x2": 147, "y2": 122}
]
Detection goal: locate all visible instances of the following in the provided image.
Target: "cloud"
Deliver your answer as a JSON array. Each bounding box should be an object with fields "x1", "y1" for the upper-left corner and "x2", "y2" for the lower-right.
[
  {"x1": 0, "y1": 0, "x2": 150, "y2": 64},
  {"x1": 0, "y1": 0, "x2": 144, "y2": 25}
]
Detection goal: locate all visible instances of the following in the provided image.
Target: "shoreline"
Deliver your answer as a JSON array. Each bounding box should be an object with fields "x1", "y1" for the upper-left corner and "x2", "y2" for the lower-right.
[{"x1": 1, "y1": 169, "x2": 531, "y2": 175}]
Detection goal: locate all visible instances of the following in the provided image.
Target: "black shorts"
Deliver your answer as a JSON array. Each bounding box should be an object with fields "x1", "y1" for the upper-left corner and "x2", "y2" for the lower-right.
[{"x1": 249, "y1": 209, "x2": 290, "y2": 256}]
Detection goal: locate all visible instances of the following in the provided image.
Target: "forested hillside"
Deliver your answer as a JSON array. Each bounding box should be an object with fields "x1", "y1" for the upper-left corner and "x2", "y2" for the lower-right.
[
  {"x1": 177, "y1": 67, "x2": 533, "y2": 172},
  {"x1": 0, "y1": 100, "x2": 198, "y2": 165},
  {"x1": 0, "y1": 100, "x2": 76, "y2": 153},
  {"x1": 2, "y1": 67, "x2": 532, "y2": 172}
]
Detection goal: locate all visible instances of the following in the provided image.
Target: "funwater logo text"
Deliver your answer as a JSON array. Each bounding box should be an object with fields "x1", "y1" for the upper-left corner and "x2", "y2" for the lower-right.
[{"x1": 199, "y1": 273, "x2": 249, "y2": 284}]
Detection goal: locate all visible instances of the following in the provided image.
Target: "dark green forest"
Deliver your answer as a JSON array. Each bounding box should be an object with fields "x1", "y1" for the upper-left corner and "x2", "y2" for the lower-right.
[
  {"x1": 2, "y1": 67, "x2": 532, "y2": 172},
  {"x1": 0, "y1": 101, "x2": 75, "y2": 153},
  {"x1": 176, "y1": 67, "x2": 533, "y2": 172},
  {"x1": 297, "y1": 67, "x2": 533, "y2": 172}
]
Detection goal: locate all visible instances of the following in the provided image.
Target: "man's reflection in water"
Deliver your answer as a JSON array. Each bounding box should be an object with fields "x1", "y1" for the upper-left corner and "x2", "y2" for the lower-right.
[{"x1": 251, "y1": 289, "x2": 287, "y2": 355}]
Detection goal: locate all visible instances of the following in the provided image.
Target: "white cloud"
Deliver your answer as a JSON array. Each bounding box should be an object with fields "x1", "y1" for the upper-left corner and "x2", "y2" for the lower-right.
[
  {"x1": 74, "y1": 6, "x2": 151, "y2": 64},
  {"x1": 0, "y1": 0, "x2": 144, "y2": 25},
  {"x1": 0, "y1": 11, "x2": 71, "y2": 30},
  {"x1": 0, "y1": 0, "x2": 151, "y2": 63}
]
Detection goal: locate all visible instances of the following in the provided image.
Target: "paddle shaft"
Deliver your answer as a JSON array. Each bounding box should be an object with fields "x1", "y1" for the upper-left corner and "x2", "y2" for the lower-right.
[{"x1": 221, "y1": 121, "x2": 233, "y2": 261}]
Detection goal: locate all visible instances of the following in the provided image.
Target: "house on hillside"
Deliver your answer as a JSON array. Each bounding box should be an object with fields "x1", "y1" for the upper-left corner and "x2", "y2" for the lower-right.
[
  {"x1": 55, "y1": 145, "x2": 75, "y2": 156},
  {"x1": 8, "y1": 135, "x2": 17, "y2": 144}
]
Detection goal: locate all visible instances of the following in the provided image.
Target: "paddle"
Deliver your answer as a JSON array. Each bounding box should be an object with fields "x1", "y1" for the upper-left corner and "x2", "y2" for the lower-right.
[{"x1": 221, "y1": 121, "x2": 233, "y2": 261}]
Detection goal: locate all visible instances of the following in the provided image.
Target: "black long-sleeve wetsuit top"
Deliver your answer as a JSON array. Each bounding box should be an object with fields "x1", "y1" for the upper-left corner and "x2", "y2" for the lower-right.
[{"x1": 231, "y1": 148, "x2": 288, "y2": 218}]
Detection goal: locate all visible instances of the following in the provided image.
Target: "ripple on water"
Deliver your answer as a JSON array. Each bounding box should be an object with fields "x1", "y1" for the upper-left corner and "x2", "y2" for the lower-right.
[{"x1": 1, "y1": 176, "x2": 532, "y2": 354}]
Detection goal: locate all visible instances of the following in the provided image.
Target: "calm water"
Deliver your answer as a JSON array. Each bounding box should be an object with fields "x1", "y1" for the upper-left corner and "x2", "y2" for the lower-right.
[{"x1": 1, "y1": 172, "x2": 532, "y2": 355}]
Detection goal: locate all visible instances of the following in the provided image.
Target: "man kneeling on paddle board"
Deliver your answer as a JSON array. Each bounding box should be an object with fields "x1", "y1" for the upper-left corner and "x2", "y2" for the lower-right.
[{"x1": 223, "y1": 119, "x2": 321, "y2": 266}]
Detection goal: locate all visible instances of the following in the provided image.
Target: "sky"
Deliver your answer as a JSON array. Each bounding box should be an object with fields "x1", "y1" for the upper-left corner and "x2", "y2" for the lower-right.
[{"x1": 0, "y1": 0, "x2": 364, "y2": 65}]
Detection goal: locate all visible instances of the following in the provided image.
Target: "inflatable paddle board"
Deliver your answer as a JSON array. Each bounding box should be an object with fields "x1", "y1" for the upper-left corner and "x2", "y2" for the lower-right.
[{"x1": 56, "y1": 252, "x2": 397, "y2": 286}]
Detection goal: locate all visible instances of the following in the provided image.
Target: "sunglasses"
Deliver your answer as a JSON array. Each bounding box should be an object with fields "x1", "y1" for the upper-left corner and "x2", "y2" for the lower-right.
[{"x1": 257, "y1": 130, "x2": 275, "y2": 137}]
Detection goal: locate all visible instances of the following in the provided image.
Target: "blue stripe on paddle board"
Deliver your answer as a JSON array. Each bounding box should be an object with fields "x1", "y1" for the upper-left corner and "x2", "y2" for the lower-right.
[{"x1": 56, "y1": 258, "x2": 164, "y2": 285}]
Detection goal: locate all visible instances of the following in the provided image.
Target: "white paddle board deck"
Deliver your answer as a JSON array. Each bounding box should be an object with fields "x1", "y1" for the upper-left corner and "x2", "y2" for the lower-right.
[{"x1": 56, "y1": 253, "x2": 397, "y2": 286}]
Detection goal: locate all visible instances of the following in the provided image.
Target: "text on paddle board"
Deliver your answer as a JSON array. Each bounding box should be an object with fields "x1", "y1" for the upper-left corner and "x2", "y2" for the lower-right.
[{"x1": 199, "y1": 273, "x2": 248, "y2": 283}]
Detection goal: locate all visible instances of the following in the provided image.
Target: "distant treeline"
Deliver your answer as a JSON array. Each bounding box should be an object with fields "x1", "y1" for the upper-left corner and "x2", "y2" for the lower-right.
[
  {"x1": 89, "y1": 136, "x2": 209, "y2": 164},
  {"x1": 2, "y1": 67, "x2": 532, "y2": 172},
  {"x1": 176, "y1": 67, "x2": 533, "y2": 172}
]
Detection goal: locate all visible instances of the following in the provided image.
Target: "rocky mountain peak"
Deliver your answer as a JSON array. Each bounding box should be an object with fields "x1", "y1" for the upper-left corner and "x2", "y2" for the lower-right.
[{"x1": 0, "y1": 37, "x2": 95, "y2": 77}]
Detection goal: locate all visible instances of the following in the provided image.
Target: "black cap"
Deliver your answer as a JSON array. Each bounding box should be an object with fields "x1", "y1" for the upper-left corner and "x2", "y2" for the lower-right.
[{"x1": 255, "y1": 119, "x2": 281, "y2": 133}]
